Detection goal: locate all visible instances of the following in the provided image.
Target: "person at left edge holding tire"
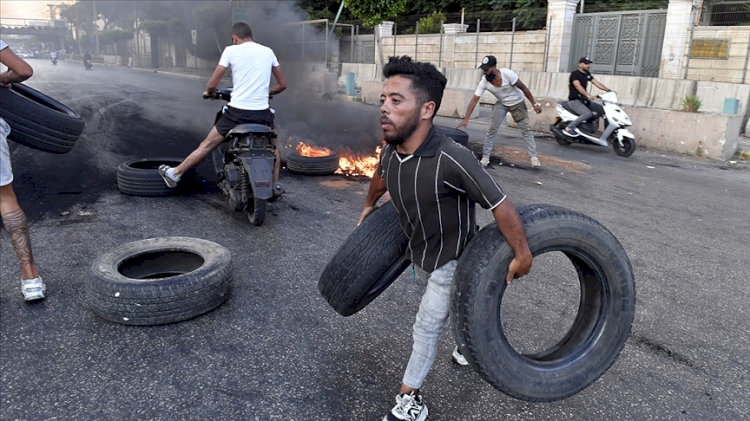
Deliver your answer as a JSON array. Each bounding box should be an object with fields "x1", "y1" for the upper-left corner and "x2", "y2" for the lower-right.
[
  {"x1": 0, "y1": 39, "x2": 46, "y2": 301},
  {"x1": 359, "y1": 56, "x2": 532, "y2": 421}
]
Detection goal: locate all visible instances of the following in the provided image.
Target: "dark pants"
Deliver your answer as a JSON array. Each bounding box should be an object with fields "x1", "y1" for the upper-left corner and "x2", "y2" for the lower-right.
[{"x1": 567, "y1": 99, "x2": 604, "y2": 129}]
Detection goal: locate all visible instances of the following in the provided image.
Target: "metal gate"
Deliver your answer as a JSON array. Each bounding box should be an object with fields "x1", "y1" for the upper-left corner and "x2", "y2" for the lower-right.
[{"x1": 570, "y1": 11, "x2": 667, "y2": 77}]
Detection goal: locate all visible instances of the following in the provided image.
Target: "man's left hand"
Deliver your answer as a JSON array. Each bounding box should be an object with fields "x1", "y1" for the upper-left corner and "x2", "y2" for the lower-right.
[
  {"x1": 506, "y1": 253, "x2": 532, "y2": 285},
  {"x1": 533, "y1": 104, "x2": 542, "y2": 114}
]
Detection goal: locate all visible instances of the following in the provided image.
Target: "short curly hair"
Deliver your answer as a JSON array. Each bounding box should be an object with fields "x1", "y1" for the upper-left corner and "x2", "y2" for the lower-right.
[{"x1": 382, "y1": 56, "x2": 447, "y2": 119}]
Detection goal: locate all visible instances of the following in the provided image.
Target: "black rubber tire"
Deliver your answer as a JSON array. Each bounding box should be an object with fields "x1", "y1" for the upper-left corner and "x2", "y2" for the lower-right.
[
  {"x1": 612, "y1": 136, "x2": 636, "y2": 157},
  {"x1": 247, "y1": 195, "x2": 266, "y2": 226},
  {"x1": 86, "y1": 237, "x2": 233, "y2": 326},
  {"x1": 0, "y1": 83, "x2": 84, "y2": 154},
  {"x1": 435, "y1": 125, "x2": 469, "y2": 146},
  {"x1": 116, "y1": 157, "x2": 194, "y2": 197},
  {"x1": 451, "y1": 204, "x2": 635, "y2": 402},
  {"x1": 286, "y1": 152, "x2": 339, "y2": 175},
  {"x1": 552, "y1": 121, "x2": 571, "y2": 146},
  {"x1": 555, "y1": 136, "x2": 571, "y2": 146},
  {"x1": 318, "y1": 203, "x2": 410, "y2": 316}
]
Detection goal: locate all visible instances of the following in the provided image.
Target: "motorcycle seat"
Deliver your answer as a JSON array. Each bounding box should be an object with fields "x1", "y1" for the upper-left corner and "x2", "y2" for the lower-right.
[
  {"x1": 559, "y1": 101, "x2": 580, "y2": 116},
  {"x1": 227, "y1": 124, "x2": 273, "y2": 136}
]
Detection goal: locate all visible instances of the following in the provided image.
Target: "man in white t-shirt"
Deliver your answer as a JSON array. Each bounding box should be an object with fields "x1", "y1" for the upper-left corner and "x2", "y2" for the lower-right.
[
  {"x1": 1, "y1": 40, "x2": 47, "y2": 301},
  {"x1": 456, "y1": 55, "x2": 542, "y2": 168},
  {"x1": 159, "y1": 22, "x2": 287, "y2": 190}
]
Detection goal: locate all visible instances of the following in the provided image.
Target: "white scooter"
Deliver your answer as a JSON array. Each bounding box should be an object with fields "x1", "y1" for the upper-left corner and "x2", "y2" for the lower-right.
[{"x1": 550, "y1": 91, "x2": 636, "y2": 157}]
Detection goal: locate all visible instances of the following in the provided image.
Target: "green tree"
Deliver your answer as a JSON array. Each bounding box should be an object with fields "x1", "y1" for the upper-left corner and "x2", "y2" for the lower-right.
[{"x1": 345, "y1": 0, "x2": 409, "y2": 27}]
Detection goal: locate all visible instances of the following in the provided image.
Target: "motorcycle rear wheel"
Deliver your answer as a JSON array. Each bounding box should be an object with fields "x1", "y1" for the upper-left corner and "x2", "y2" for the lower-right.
[
  {"x1": 247, "y1": 195, "x2": 266, "y2": 226},
  {"x1": 553, "y1": 122, "x2": 571, "y2": 146}
]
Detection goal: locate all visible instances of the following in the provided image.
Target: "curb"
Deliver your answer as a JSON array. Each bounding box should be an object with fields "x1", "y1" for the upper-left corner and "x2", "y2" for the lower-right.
[{"x1": 129, "y1": 66, "x2": 211, "y2": 80}]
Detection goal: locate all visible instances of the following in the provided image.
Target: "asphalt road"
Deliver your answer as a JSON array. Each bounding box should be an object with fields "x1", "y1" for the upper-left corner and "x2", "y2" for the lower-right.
[{"x1": 1, "y1": 59, "x2": 749, "y2": 421}]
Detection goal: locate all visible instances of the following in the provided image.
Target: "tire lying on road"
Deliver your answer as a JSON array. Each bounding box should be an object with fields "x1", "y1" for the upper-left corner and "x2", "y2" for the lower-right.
[
  {"x1": 116, "y1": 157, "x2": 194, "y2": 196},
  {"x1": 318, "y1": 203, "x2": 410, "y2": 316},
  {"x1": 286, "y1": 152, "x2": 339, "y2": 175},
  {"x1": 0, "y1": 82, "x2": 84, "y2": 153},
  {"x1": 86, "y1": 237, "x2": 233, "y2": 326},
  {"x1": 451, "y1": 204, "x2": 636, "y2": 402},
  {"x1": 434, "y1": 125, "x2": 469, "y2": 146}
]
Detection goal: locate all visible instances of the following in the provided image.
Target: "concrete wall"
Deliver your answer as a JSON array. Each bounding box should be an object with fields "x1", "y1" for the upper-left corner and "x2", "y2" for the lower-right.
[{"x1": 686, "y1": 27, "x2": 750, "y2": 85}]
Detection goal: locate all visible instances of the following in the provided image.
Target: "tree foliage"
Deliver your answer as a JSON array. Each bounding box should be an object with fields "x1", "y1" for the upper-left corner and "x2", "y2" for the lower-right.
[{"x1": 344, "y1": 0, "x2": 409, "y2": 26}]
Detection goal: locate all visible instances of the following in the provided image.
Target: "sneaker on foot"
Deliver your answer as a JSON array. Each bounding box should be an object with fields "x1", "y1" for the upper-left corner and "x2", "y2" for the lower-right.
[
  {"x1": 452, "y1": 346, "x2": 468, "y2": 366},
  {"x1": 158, "y1": 165, "x2": 178, "y2": 188},
  {"x1": 480, "y1": 156, "x2": 490, "y2": 167},
  {"x1": 21, "y1": 277, "x2": 46, "y2": 301},
  {"x1": 530, "y1": 156, "x2": 541, "y2": 168},
  {"x1": 383, "y1": 391, "x2": 428, "y2": 421},
  {"x1": 564, "y1": 127, "x2": 580, "y2": 137}
]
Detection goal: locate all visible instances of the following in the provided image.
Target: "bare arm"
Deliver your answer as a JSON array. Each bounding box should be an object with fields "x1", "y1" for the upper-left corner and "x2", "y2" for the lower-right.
[
  {"x1": 492, "y1": 199, "x2": 532, "y2": 284},
  {"x1": 204, "y1": 65, "x2": 227, "y2": 96},
  {"x1": 456, "y1": 95, "x2": 481, "y2": 129},
  {"x1": 572, "y1": 80, "x2": 597, "y2": 101},
  {"x1": 269, "y1": 65, "x2": 287, "y2": 96},
  {"x1": 358, "y1": 170, "x2": 387, "y2": 225},
  {"x1": 514, "y1": 79, "x2": 541, "y2": 114},
  {"x1": 0, "y1": 47, "x2": 33, "y2": 85},
  {"x1": 592, "y1": 78, "x2": 610, "y2": 93}
]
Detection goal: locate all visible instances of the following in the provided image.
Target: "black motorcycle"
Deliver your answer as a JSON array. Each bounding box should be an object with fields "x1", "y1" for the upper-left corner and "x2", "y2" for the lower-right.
[
  {"x1": 84, "y1": 59, "x2": 93, "y2": 70},
  {"x1": 51, "y1": 56, "x2": 57, "y2": 65},
  {"x1": 207, "y1": 88, "x2": 283, "y2": 226}
]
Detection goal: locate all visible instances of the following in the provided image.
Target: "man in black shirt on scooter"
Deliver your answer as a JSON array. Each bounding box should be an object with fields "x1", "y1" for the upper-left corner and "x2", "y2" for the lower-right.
[{"x1": 564, "y1": 57, "x2": 611, "y2": 144}]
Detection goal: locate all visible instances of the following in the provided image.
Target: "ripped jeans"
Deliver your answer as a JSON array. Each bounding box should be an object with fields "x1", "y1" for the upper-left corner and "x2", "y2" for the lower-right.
[{"x1": 402, "y1": 259, "x2": 458, "y2": 389}]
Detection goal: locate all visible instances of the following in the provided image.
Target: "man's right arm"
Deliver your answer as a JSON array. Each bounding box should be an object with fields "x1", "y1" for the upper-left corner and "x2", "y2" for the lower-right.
[
  {"x1": 455, "y1": 95, "x2": 481, "y2": 129},
  {"x1": 205, "y1": 65, "x2": 227, "y2": 97},
  {"x1": 0, "y1": 47, "x2": 33, "y2": 85},
  {"x1": 572, "y1": 79, "x2": 597, "y2": 102},
  {"x1": 358, "y1": 170, "x2": 387, "y2": 225}
]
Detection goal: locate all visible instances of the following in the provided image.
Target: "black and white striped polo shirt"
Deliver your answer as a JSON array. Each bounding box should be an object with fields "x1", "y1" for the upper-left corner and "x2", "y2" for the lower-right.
[{"x1": 378, "y1": 126, "x2": 506, "y2": 272}]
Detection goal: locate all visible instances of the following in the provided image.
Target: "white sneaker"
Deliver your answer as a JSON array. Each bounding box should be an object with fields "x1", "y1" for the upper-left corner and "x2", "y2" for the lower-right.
[
  {"x1": 21, "y1": 277, "x2": 46, "y2": 301},
  {"x1": 480, "y1": 156, "x2": 490, "y2": 167},
  {"x1": 530, "y1": 156, "x2": 541, "y2": 168},
  {"x1": 452, "y1": 346, "x2": 469, "y2": 366},
  {"x1": 383, "y1": 391, "x2": 428, "y2": 421}
]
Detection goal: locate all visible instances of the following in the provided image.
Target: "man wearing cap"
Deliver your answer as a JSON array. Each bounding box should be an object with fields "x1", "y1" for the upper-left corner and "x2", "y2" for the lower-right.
[
  {"x1": 455, "y1": 55, "x2": 542, "y2": 168},
  {"x1": 564, "y1": 57, "x2": 611, "y2": 142}
]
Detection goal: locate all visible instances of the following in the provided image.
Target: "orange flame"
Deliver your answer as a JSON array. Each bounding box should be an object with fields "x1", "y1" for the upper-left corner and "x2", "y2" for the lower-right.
[
  {"x1": 296, "y1": 141, "x2": 333, "y2": 157},
  {"x1": 294, "y1": 140, "x2": 381, "y2": 178},
  {"x1": 336, "y1": 146, "x2": 381, "y2": 178}
]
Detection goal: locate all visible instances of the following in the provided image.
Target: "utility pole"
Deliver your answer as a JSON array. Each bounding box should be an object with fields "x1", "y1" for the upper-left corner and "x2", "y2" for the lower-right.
[
  {"x1": 75, "y1": 3, "x2": 81, "y2": 54},
  {"x1": 134, "y1": 4, "x2": 140, "y2": 67},
  {"x1": 93, "y1": 0, "x2": 100, "y2": 56}
]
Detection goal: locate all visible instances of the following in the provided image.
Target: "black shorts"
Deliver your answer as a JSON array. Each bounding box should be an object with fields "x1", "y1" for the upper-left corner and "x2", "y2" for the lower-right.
[{"x1": 215, "y1": 105, "x2": 274, "y2": 137}]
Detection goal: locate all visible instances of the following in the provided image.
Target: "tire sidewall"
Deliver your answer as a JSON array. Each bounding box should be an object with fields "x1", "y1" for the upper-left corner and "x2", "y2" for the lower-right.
[
  {"x1": 87, "y1": 237, "x2": 229, "y2": 294},
  {"x1": 453, "y1": 205, "x2": 635, "y2": 401}
]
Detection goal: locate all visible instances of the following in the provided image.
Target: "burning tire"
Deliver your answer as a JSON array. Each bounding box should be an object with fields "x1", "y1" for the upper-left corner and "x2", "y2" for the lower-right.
[
  {"x1": 116, "y1": 157, "x2": 194, "y2": 196},
  {"x1": 451, "y1": 204, "x2": 635, "y2": 402},
  {"x1": 286, "y1": 152, "x2": 339, "y2": 175},
  {"x1": 435, "y1": 125, "x2": 469, "y2": 146},
  {"x1": 86, "y1": 237, "x2": 233, "y2": 326},
  {"x1": 318, "y1": 203, "x2": 410, "y2": 316},
  {"x1": 0, "y1": 83, "x2": 84, "y2": 154}
]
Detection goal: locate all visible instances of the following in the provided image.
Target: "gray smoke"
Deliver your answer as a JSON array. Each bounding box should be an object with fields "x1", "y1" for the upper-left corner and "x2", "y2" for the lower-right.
[{"x1": 239, "y1": 1, "x2": 383, "y2": 158}]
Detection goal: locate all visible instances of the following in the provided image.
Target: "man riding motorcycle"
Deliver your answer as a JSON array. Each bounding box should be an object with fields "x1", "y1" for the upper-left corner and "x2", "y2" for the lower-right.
[
  {"x1": 158, "y1": 22, "x2": 286, "y2": 195},
  {"x1": 564, "y1": 57, "x2": 611, "y2": 144}
]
